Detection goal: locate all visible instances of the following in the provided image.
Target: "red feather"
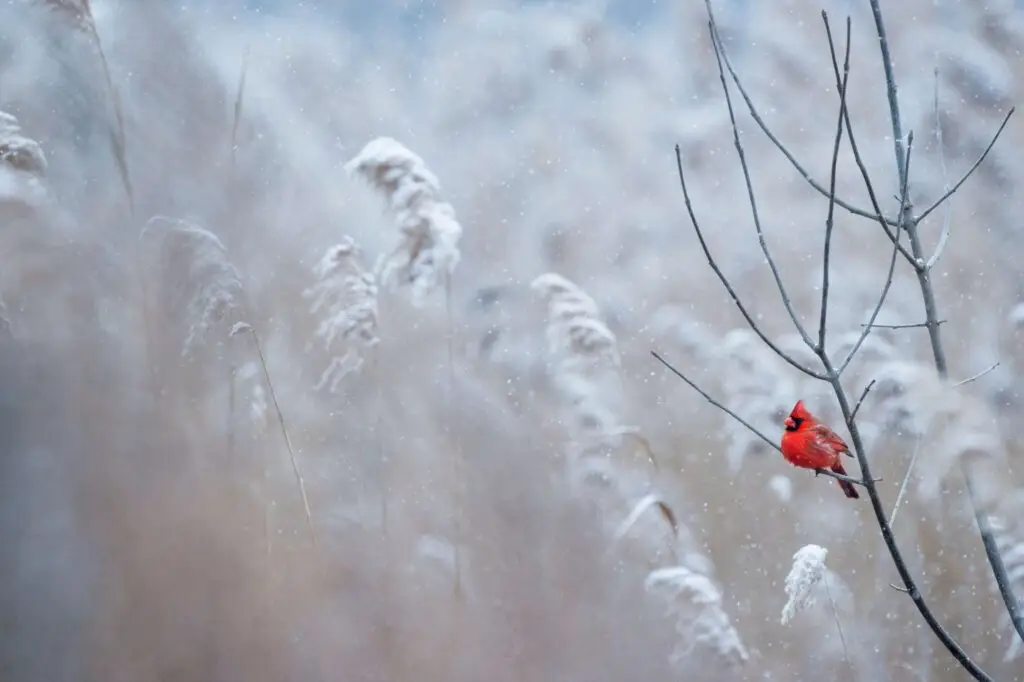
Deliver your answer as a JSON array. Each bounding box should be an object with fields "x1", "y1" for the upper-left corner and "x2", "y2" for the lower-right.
[{"x1": 781, "y1": 401, "x2": 859, "y2": 499}]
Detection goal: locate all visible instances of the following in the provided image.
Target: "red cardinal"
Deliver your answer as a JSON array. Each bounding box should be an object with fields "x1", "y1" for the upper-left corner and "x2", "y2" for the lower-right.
[{"x1": 781, "y1": 400, "x2": 859, "y2": 499}]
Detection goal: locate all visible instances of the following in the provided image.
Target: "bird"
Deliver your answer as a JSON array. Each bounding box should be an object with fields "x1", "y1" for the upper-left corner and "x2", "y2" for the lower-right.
[{"x1": 780, "y1": 400, "x2": 859, "y2": 499}]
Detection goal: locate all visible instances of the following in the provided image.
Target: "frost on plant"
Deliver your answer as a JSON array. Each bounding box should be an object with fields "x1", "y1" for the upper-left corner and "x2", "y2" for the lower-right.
[
  {"x1": 345, "y1": 137, "x2": 462, "y2": 306},
  {"x1": 534, "y1": 273, "x2": 746, "y2": 668},
  {"x1": 532, "y1": 272, "x2": 622, "y2": 461},
  {"x1": 645, "y1": 566, "x2": 749, "y2": 666},
  {"x1": 140, "y1": 216, "x2": 244, "y2": 356},
  {"x1": 302, "y1": 236, "x2": 379, "y2": 392},
  {"x1": 781, "y1": 544, "x2": 828, "y2": 625},
  {"x1": 0, "y1": 111, "x2": 47, "y2": 206}
]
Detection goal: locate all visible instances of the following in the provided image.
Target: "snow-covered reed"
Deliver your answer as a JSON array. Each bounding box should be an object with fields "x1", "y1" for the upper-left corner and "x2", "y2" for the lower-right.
[{"x1": 345, "y1": 137, "x2": 462, "y2": 306}]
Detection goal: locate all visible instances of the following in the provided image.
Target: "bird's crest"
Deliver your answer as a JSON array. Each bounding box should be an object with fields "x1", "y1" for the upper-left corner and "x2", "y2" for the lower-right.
[{"x1": 790, "y1": 400, "x2": 813, "y2": 421}]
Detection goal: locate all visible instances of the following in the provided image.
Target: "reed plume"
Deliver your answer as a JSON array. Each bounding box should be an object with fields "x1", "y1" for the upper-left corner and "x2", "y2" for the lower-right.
[
  {"x1": 345, "y1": 137, "x2": 462, "y2": 305},
  {"x1": 303, "y1": 236, "x2": 379, "y2": 392},
  {"x1": 534, "y1": 271, "x2": 748, "y2": 668}
]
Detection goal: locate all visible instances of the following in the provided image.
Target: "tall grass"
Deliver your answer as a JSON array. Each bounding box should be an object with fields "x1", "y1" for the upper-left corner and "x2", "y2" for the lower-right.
[{"x1": 0, "y1": 2, "x2": 1022, "y2": 681}]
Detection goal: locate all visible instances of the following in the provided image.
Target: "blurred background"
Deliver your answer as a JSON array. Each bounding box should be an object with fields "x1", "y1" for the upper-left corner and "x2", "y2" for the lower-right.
[{"x1": 1, "y1": 0, "x2": 1023, "y2": 680}]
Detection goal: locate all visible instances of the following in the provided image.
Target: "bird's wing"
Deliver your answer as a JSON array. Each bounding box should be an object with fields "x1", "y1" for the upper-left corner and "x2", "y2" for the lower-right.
[{"x1": 811, "y1": 423, "x2": 851, "y2": 456}]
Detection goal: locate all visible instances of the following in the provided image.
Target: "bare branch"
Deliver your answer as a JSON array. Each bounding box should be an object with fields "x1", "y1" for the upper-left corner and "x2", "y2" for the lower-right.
[
  {"x1": 925, "y1": 69, "x2": 952, "y2": 270},
  {"x1": 650, "y1": 351, "x2": 779, "y2": 454},
  {"x1": 673, "y1": 146, "x2": 826, "y2": 380},
  {"x1": 850, "y1": 379, "x2": 876, "y2": 421},
  {"x1": 818, "y1": 13, "x2": 916, "y2": 266},
  {"x1": 814, "y1": 467, "x2": 879, "y2": 486},
  {"x1": 951, "y1": 362, "x2": 1000, "y2": 388},
  {"x1": 963, "y1": 471, "x2": 1024, "y2": 650},
  {"x1": 861, "y1": 320, "x2": 945, "y2": 330},
  {"x1": 867, "y1": 2, "x2": 908, "y2": 189},
  {"x1": 819, "y1": 6, "x2": 915, "y2": 379},
  {"x1": 707, "y1": 23, "x2": 815, "y2": 349},
  {"x1": 865, "y1": 3, "x2": 995, "y2": 677},
  {"x1": 837, "y1": 133, "x2": 910, "y2": 377},
  {"x1": 817, "y1": 15, "x2": 852, "y2": 352},
  {"x1": 651, "y1": 351, "x2": 874, "y2": 490},
  {"x1": 915, "y1": 108, "x2": 1015, "y2": 226},
  {"x1": 889, "y1": 435, "x2": 922, "y2": 528},
  {"x1": 700, "y1": 0, "x2": 897, "y2": 227}
]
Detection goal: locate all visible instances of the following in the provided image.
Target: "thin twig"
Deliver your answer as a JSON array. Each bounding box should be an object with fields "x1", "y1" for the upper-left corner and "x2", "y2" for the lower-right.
[
  {"x1": 230, "y1": 45, "x2": 250, "y2": 167},
  {"x1": 228, "y1": 362, "x2": 236, "y2": 459},
  {"x1": 817, "y1": 16, "x2": 852, "y2": 352},
  {"x1": 818, "y1": 11, "x2": 914, "y2": 377},
  {"x1": 815, "y1": 10, "x2": 917, "y2": 265},
  {"x1": 239, "y1": 324, "x2": 317, "y2": 546},
  {"x1": 651, "y1": 351, "x2": 871, "y2": 489},
  {"x1": 823, "y1": 573, "x2": 852, "y2": 671},
  {"x1": 701, "y1": 0, "x2": 897, "y2": 227},
  {"x1": 850, "y1": 379, "x2": 876, "y2": 421},
  {"x1": 45, "y1": 2, "x2": 136, "y2": 216},
  {"x1": 707, "y1": 23, "x2": 815, "y2": 349},
  {"x1": 837, "y1": 132, "x2": 910, "y2": 377},
  {"x1": 651, "y1": 351, "x2": 777, "y2": 453},
  {"x1": 861, "y1": 320, "x2": 945, "y2": 330},
  {"x1": 673, "y1": 146, "x2": 825, "y2": 380},
  {"x1": 915, "y1": 108, "x2": 1015, "y2": 226},
  {"x1": 889, "y1": 435, "x2": 921, "y2": 528},
  {"x1": 444, "y1": 271, "x2": 465, "y2": 598},
  {"x1": 951, "y1": 362, "x2": 1000, "y2": 388},
  {"x1": 963, "y1": 471, "x2": 1024, "y2": 648},
  {"x1": 926, "y1": 69, "x2": 952, "y2": 270}
]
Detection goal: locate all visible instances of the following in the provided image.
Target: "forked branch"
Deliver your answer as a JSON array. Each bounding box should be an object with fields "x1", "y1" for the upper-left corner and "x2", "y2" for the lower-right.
[
  {"x1": 701, "y1": 0, "x2": 897, "y2": 228},
  {"x1": 866, "y1": 0, "x2": 1023, "y2": 657},
  {"x1": 673, "y1": 146, "x2": 824, "y2": 381},
  {"x1": 660, "y1": 5, "x2": 998, "y2": 680},
  {"x1": 706, "y1": 21, "x2": 814, "y2": 350}
]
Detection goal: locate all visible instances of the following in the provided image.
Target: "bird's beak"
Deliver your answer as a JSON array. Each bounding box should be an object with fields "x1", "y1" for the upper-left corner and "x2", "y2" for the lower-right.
[{"x1": 784, "y1": 417, "x2": 795, "y2": 429}]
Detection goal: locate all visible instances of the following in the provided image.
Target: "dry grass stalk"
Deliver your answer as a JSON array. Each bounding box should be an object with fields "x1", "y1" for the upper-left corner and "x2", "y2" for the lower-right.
[
  {"x1": 139, "y1": 216, "x2": 244, "y2": 357},
  {"x1": 347, "y1": 137, "x2": 466, "y2": 592},
  {"x1": 230, "y1": 45, "x2": 250, "y2": 166},
  {"x1": 36, "y1": 0, "x2": 134, "y2": 213},
  {"x1": 232, "y1": 322, "x2": 317, "y2": 547},
  {"x1": 533, "y1": 271, "x2": 747, "y2": 668},
  {"x1": 137, "y1": 217, "x2": 314, "y2": 546},
  {"x1": 303, "y1": 236, "x2": 379, "y2": 392},
  {"x1": 345, "y1": 136, "x2": 463, "y2": 306}
]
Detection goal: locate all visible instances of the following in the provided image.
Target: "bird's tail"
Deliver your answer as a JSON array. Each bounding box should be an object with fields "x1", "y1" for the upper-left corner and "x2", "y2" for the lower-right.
[{"x1": 832, "y1": 460, "x2": 860, "y2": 499}]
